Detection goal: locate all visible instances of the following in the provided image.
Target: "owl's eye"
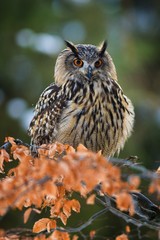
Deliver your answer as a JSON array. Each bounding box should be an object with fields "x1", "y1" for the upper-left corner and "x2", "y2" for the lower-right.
[
  {"x1": 73, "y1": 58, "x2": 83, "y2": 68},
  {"x1": 95, "y1": 59, "x2": 103, "y2": 68}
]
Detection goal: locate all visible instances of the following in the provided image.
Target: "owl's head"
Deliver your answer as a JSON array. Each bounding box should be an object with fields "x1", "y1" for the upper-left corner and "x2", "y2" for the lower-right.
[{"x1": 54, "y1": 41, "x2": 117, "y2": 85}]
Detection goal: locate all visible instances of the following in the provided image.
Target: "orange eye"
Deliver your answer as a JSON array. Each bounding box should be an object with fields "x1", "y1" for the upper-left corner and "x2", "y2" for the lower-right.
[
  {"x1": 95, "y1": 59, "x2": 103, "y2": 68},
  {"x1": 73, "y1": 58, "x2": 83, "y2": 67}
]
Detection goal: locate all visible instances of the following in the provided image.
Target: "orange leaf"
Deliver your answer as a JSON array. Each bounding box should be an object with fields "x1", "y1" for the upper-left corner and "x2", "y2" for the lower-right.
[
  {"x1": 72, "y1": 235, "x2": 79, "y2": 240},
  {"x1": 96, "y1": 150, "x2": 102, "y2": 156},
  {"x1": 47, "y1": 219, "x2": 56, "y2": 233},
  {"x1": 125, "y1": 225, "x2": 130, "y2": 233},
  {"x1": 24, "y1": 207, "x2": 32, "y2": 224},
  {"x1": 87, "y1": 194, "x2": 95, "y2": 205},
  {"x1": 52, "y1": 230, "x2": 70, "y2": 240},
  {"x1": 0, "y1": 229, "x2": 5, "y2": 237},
  {"x1": 51, "y1": 199, "x2": 63, "y2": 216},
  {"x1": 65, "y1": 145, "x2": 75, "y2": 154},
  {"x1": 77, "y1": 144, "x2": 88, "y2": 152},
  {"x1": 116, "y1": 192, "x2": 133, "y2": 212},
  {"x1": 116, "y1": 234, "x2": 128, "y2": 240},
  {"x1": 71, "y1": 199, "x2": 80, "y2": 213},
  {"x1": 33, "y1": 218, "x2": 55, "y2": 233},
  {"x1": 0, "y1": 149, "x2": 10, "y2": 172},
  {"x1": 5, "y1": 136, "x2": 15, "y2": 143},
  {"x1": 90, "y1": 230, "x2": 96, "y2": 239},
  {"x1": 63, "y1": 200, "x2": 72, "y2": 218},
  {"x1": 59, "y1": 212, "x2": 68, "y2": 225},
  {"x1": 129, "y1": 175, "x2": 140, "y2": 189}
]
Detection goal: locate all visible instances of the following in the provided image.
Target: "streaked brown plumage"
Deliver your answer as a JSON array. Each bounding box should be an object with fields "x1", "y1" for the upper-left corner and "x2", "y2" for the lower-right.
[{"x1": 28, "y1": 41, "x2": 134, "y2": 157}]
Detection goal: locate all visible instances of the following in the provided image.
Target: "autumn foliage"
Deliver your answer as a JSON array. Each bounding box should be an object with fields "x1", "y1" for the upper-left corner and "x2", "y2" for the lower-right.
[{"x1": 0, "y1": 137, "x2": 159, "y2": 239}]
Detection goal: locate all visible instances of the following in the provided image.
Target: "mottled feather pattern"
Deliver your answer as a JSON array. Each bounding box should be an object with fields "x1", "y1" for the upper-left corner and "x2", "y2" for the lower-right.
[
  {"x1": 28, "y1": 42, "x2": 134, "y2": 157},
  {"x1": 57, "y1": 77, "x2": 134, "y2": 156},
  {"x1": 29, "y1": 75, "x2": 134, "y2": 156},
  {"x1": 28, "y1": 84, "x2": 66, "y2": 145}
]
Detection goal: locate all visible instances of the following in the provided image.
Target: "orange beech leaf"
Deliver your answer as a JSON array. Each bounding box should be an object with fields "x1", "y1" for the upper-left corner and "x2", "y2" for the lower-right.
[
  {"x1": 57, "y1": 185, "x2": 66, "y2": 198},
  {"x1": 24, "y1": 207, "x2": 32, "y2": 223},
  {"x1": 34, "y1": 235, "x2": 48, "y2": 240},
  {"x1": 96, "y1": 150, "x2": 102, "y2": 157},
  {"x1": 116, "y1": 192, "x2": 133, "y2": 213},
  {"x1": 77, "y1": 144, "x2": 88, "y2": 152},
  {"x1": 86, "y1": 194, "x2": 96, "y2": 205},
  {"x1": 72, "y1": 235, "x2": 79, "y2": 240},
  {"x1": 65, "y1": 145, "x2": 75, "y2": 154},
  {"x1": 89, "y1": 230, "x2": 96, "y2": 239},
  {"x1": 70, "y1": 199, "x2": 80, "y2": 213},
  {"x1": 12, "y1": 146, "x2": 31, "y2": 163},
  {"x1": 0, "y1": 229, "x2": 5, "y2": 237},
  {"x1": 148, "y1": 167, "x2": 160, "y2": 196},
  {"x1": 63, "y1": 200, "x2": 72, "y2": 218},
  {"x1": 101, "y1": 181, "x2": 113, "y2": 195},
  {"x1": 52, "y1": 230, "x2": 70, "y2": 240},
  {"x1": 47, "y1": 142, "x2": 66, "y2": 159},
  {"x1": 5, "y1": 136, "x2": 15, "y2": 146},
  {"x1": 48, "y1": 144, "x2": 58, "y2": 158},
  {"x1": 46, "y1": 219, "x2": 56, "y2": 233},
  {"x1": 149, "y1": 180, "x2": 160, "y2": 196},
  {"x1": 148, "y1": 184, "x2": 154, "y2": 194},
  {"x1": 115, "y1": 234, "x2": 128, "y2": 240},
  {"x1": 51, "y1": 199, "x2": 63, "y2": 217},
  {"x1": 59, "y1": 212, "x2": 68, "y2": 225},
  {"x1": 33, "y1": 218, "x2": 50, "y2": 233},
  {"x1": 125, "y1": 225, "x2": 130, "y2": 233},
  {"x1": 62, "y1": 199, "x2": 80, "y2": 218},
  {"x1": 43, "y1": 180, "x2": 58, "y2": 198},
  {"x1": 37, "y1": 144, "x2": 49, "y2": 157},
  {"x1": 128, "y1": 175, "x2": 140, "y2": 189},
  {"x1": 0, "y1": 149, "x2": 10, "y2": 172},
  {"x1": 54, "y1": 142, "x2": 66, "y2": 154},
  {"x1": 33, "y1": 218, "x2": 56, "y2": 233}
]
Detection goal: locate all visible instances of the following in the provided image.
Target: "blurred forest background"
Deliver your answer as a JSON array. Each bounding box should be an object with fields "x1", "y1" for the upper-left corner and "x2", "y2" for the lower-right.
[
  {"x1": 0, "y1": 0, "x2": 160, "y2": 239},
  {"x1": 0, "y1": 0, "x2": 160, "y2": 169}
]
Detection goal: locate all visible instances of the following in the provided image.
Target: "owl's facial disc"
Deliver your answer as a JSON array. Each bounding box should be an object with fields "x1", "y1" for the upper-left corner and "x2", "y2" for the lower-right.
[
  {"x1": 64, "y1": 40, "x2": 108, "y2": 80},
  {"x1": 73, "y1": 58, "x2": 104, "y2": 80}
]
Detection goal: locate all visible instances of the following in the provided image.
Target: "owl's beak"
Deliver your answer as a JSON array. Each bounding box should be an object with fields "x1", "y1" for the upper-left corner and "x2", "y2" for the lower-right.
[{"x1": 86, "y1": 65, "x2": 93, "y2": 79}]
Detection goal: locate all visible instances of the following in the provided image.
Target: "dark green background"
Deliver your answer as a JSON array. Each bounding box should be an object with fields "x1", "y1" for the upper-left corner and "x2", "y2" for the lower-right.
[{"x1": 0, "y1": 0, "x2": 160, "y2": 239}]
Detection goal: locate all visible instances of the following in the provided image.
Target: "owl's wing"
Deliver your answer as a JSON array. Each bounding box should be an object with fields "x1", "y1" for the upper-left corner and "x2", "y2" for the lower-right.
[{"x1": 28, "y1": 83, "x2": 67, "y2": 146}]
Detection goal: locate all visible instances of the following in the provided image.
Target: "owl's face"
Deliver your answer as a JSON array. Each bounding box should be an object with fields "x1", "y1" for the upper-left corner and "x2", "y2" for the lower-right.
[{"x1": 54, "y1": 41, "x2": 117, "y2": 85}]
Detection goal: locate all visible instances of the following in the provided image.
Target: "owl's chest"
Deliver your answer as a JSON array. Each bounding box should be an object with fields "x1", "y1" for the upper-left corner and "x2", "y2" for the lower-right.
[{"x1": 56, "y1": 85, "x2": 124, "y2": 153}]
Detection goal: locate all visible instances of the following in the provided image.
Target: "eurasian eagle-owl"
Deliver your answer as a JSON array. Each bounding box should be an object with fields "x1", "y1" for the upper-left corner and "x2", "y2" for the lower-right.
[{"x1": 28, "y1": 41, "x2": 134, "y2": 157}]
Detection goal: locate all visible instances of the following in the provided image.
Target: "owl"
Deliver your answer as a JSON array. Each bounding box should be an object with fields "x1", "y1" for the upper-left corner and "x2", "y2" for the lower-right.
[{"x1": 28, "y1": 41, "x2": 134, "y2": 157}]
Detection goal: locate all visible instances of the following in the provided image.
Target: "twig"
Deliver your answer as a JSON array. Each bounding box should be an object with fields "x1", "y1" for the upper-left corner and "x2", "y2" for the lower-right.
[
  {"x1": 95, "y1": 194, "x2": 160, "y2": 231},
  {"x1": 110, "y1": 157, "x2": 159, "y2": 180}
]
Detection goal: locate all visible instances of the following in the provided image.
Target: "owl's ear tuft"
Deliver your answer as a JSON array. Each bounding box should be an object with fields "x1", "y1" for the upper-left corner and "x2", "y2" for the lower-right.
[
  {"x1": 65, "y1": 40, "x2": 79, "y2": 57},
  {"x1": 99, "y1": 41, "x2": 108, "y2": 57}
]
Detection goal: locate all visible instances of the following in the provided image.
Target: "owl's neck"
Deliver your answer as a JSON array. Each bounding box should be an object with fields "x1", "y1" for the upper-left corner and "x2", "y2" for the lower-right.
[{"x1": 62, "y1": 77, "x2": 123, "y2": 104}]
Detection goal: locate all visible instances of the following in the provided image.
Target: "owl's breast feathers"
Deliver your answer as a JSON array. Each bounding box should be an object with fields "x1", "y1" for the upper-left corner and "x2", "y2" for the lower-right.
[{"x1": 28, "y1": 77, "x2": 134, "y2": 157}]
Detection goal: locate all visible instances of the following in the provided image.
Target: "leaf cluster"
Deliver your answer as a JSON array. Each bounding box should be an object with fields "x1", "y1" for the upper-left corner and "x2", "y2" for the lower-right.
[{"x1": 0, "y1": 137, "x2": 159, "y2": 239}]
